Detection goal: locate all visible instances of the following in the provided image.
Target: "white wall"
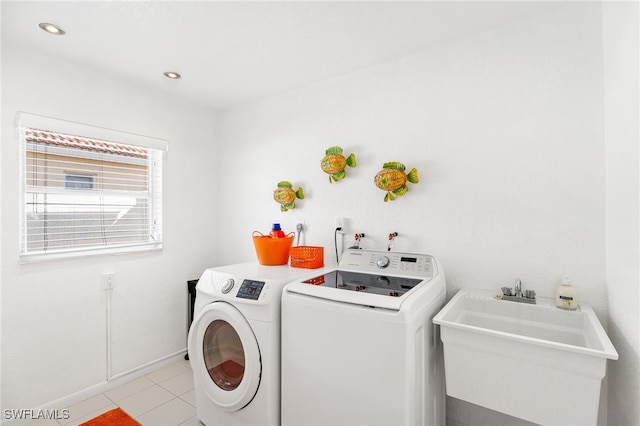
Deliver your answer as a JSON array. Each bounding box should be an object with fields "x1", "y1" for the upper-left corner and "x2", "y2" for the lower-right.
[
  {"x1": 219, "y1": 4, "x2": 605, "y2": 303},
  {"x1": 1, "y1": 46, "x2": 219, "y2": 410},
  {"x1": 603, "y1": 2, "x2": 640, "y2": 426},
  {"x1": 218, "y1": 4, "x2": 612, "y2": 425}
]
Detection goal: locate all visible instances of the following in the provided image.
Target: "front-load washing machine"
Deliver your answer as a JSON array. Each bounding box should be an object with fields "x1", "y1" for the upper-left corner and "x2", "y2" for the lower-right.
[
  {"x1": 281, "y1": 249, "x2": 446, "y2": 426},
  {"x1": 188, "y1": 262, "x2": 319, "y2": 426}
]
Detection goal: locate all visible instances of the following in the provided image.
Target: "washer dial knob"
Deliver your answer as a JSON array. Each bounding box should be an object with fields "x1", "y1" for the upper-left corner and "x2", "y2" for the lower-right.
[
  {"x1": 376, "y1": 256, "x2": 391, "y2": 269},
  {"x1": 221, "y1": 278, "x2": 235, "y2": 294}
]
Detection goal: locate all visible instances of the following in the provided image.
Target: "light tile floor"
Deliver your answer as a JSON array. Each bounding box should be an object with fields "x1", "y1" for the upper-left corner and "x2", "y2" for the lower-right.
[{"x1": 30, "y1": 359, "x2": 201, "y2": 426}]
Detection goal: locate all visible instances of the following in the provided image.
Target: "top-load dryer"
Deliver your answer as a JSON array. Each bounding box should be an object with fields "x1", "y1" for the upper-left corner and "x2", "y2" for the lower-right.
[
  {"x1": 188, "y1": 263, "x2": 318, "y2": 426},
  {"x1": 281, "y1": 249, "x2": 446, "y2": 426}
]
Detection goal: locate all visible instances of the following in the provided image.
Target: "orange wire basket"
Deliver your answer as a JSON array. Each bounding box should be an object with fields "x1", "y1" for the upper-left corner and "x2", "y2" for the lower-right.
[
  {"x1": 290, "y1": 246, "x2": 324, "y2": 269},
  {"x1": 252, "y1": 231, "x2": 294, "y2": 265}
]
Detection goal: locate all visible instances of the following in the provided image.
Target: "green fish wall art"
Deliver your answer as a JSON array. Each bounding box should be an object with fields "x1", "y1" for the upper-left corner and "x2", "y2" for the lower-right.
[
  {"x1": 320, "y1": 146, "x2": 356, "y2": 183},
  {"x1": 374, "y1": 161, "x2": 419, "y2": 202},
  {"x1": 273, "y1": 181, "x2": 304, "y2": 211}
]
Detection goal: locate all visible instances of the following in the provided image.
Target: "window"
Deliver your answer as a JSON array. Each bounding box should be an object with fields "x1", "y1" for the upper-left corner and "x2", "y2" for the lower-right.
[
  {"x1": 18, "y1": 113, "x2": 167, "y2": 261},
  {"x1": 64, "y1": 173, "x2": 95, "y2": 190}
]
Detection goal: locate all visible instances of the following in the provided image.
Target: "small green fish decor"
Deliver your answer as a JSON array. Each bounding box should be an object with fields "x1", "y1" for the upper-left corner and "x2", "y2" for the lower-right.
[
  {"x1": 374, "y1": 161, "x2": 419, "y2": 202},
  {"x1": 320, "y1": 146, "x2": 356, "y2": 183},
  {"x1": 273, "y1": 181, "x2": 304, "y2": 212}
]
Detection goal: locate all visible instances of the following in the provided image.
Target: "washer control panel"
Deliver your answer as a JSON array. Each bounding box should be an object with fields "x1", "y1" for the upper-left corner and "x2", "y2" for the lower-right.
[
  {"x1": 236, "y1": 279, "x2": 266, "y2": 300},
  {"x1": 339, "y1": 250, "x2": 436, "y2": 278}
]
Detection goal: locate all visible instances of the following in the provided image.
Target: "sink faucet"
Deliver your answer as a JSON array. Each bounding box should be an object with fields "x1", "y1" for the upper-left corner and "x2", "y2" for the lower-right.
[
  {"x1": 514, "y1": 278, "x2": 522, "y2": 298},
  {"x1": 500, "y1": 278, "x2": 536, "y2": 304}
]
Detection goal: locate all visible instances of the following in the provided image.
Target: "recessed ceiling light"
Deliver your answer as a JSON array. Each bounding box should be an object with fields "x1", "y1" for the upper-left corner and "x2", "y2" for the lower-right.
[
  {"x1": 163, "y1": 71, "x2": 182, "y2": 80},
  {"x1": 39, "y1": 22, "x2": 66, "y2": 35}
]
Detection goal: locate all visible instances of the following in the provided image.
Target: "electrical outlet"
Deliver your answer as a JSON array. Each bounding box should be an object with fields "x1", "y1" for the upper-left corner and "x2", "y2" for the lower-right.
[
  {"x1": 103, "y1": 273, "x2": 115, "y2": 290},
  {"x1": 336, "y1": 217, "x2": 348, "y2": 233}
]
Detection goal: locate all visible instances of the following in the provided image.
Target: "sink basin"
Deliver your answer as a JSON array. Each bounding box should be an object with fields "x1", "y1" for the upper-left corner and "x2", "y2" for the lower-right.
[{"x1": 433, "y1": 289, "x2": 618, "y2": 426}]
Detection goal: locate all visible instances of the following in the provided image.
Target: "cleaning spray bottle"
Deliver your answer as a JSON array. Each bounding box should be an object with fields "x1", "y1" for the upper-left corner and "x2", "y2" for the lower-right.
[{"x1": 555, "y1": 275, "x2": 578, "y2": 310}]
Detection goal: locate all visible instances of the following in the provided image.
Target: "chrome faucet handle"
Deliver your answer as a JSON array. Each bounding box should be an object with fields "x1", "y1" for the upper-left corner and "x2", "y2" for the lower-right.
[
  {"x1": 525, "y1": 289, "x2": 536, "y2": 299},
  {"x1": 501, "y1": 287, "x2": 513, "y2": 296},
  {"x1": 514, "y1": 278, "x2": 523, "y2": 297}
]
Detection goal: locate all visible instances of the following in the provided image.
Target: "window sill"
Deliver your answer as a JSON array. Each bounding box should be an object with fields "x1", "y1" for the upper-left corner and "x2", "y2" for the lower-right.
[{"x1": 19, "y1": 243, "x2": 163, "y2": 264}]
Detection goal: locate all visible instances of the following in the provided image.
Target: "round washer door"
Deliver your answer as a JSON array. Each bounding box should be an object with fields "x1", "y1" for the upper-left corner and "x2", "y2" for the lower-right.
[{"x1": 188, "y1": 301, "x2": 261, "y2": 411}]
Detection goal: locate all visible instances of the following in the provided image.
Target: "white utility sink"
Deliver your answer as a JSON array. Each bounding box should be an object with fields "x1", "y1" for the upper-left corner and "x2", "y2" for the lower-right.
[{"x1": 433, "y1": 289, "x2": 618, "y2": 426}]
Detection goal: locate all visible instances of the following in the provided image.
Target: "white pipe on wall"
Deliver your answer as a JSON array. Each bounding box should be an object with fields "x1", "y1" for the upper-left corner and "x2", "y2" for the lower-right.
[{"x1": 106, "y1": 283, "x2": 113, "y2": 381}]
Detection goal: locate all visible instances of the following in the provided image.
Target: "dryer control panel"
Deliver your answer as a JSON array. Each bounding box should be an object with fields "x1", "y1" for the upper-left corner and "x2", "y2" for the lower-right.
[{"x1": 237, "y1": 279, "x2": 265, "y2": 300}]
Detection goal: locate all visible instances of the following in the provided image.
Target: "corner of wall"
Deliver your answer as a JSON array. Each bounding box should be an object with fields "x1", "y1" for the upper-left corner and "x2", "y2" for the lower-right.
[{"x1": 602, "y1": 2, "x2": 640, "y2": 426}]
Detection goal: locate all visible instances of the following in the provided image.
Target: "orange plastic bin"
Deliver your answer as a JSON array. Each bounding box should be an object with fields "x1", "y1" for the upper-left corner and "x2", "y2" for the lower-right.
[{"x1": 252, "y1": 231, "x2": 294, "y2": 265}]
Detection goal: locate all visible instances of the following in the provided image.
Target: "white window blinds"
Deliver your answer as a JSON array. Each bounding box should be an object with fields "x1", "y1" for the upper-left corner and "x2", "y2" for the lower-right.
[{"x1": 18, "y1": 113, "x2": 166, "y2": 261}]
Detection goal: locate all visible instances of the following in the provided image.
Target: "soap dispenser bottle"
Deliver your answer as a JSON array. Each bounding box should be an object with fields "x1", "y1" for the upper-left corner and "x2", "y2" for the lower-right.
[{"x1": 556, "y1": 276, "x2": 578, "y2": 310}]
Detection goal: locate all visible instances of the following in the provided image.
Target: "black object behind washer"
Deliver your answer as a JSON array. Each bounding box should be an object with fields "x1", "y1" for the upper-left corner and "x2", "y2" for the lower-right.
[{"x1": 185, "y1": 279, "x2": 198, "y2": 360}]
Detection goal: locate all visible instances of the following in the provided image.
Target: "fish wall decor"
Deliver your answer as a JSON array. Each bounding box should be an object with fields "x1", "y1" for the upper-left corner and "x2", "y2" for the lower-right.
[
  {"x1": 374, "y1": 161, "x2": 419, "y2": 202},
  {"x1": 273, "y1": 181, "x2": 304, "y2": 211},
  {"x1": 320, "y1": 146, "x2": 356, "y2": 183}
]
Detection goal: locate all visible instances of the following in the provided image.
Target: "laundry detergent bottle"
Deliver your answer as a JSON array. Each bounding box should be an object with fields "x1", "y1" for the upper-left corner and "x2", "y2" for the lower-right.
[
  {"x1": 556, "y1": 275, "x2": 578, "y2": 310},
  {"x1": 270, "y1": 223, "x2": 285, "y2": 238}
]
